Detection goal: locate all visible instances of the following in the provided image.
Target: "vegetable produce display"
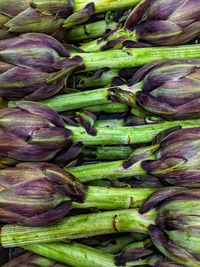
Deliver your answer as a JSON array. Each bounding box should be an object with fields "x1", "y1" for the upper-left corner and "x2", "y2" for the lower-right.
[{"x1": 1, "y1": 0, "x2": 200, "y2": 266}]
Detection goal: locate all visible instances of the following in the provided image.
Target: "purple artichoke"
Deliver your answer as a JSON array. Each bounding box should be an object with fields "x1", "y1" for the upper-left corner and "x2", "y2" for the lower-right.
[
  {"x1": 0, "y1": 162, "x2": 85, "y2": 226},
  {"x1": 0, "y1": 0, "x2": 73, "y2": 39},
  {"x1": 0, "y1": 33, "x2": 80, "y2": 100},
  {"x1": 141, "y1": 127, "x2": 200, "y2": 187},
  {"x1": 126, "y1": 0, "x2": 200, "y2": 45},
  {"x1": 0, "y1": 101, "x2": 72, "y2": 163},
  {"x1": 131, "y1": 60, "x2": 200, "y2": 119},
  {"x1": 140, "y1": 187, "x2": 200, "y2": 267}
]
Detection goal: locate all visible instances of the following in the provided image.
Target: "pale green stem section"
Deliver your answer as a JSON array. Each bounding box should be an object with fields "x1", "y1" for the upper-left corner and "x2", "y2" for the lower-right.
[
  {"x1": 66, "y1": 119, "x2": 200, "y2": 146},
  {"x1": 82, "y1": 103, "x2": 128, "y2": 113},
  {"x1": 73, "y1": 0, "x2": 141, "y2": 13},
  {"x1": 94, "y1": 119, "x2": 126, "y2": 127},
  {"x1": 1, "y1": 209, "x2": 156, "y2": 247},
  {"x1": 75, "y1": 45, "x2": 200, "y2": 70},
  {"x1": 39, "y1": 83, "x2": 138, "y2": 112},
  {"x1": 65, "y1": 20, "x2": 118, "y2": 42},
  {"x1": 26, "y1": 242, "x2": 119, "y2": 267},
  {"x1": 73, "y1": 186, "x2": 156, "y2": 209},
  {"x1": 81, "y1": 145, "x2": 133, "y2": 160},
  {"x1": 67, "y1": 158, "x2": 147, "y2": 183},
  {"x1": 40, "y1": 87, "x2": 113, "y2": 112},
  {"x1": 81, "y1": 29, "x2": 138, "y2": 52}
]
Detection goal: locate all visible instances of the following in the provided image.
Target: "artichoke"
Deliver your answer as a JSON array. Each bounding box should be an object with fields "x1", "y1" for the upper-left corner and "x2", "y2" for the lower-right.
[
  {"x1": 0, "y1": 33, "x2": 80, "y2": 100},
  {"x1": 125, "y1": 0, "x2": 200, "y2": 45},
  {"x1": 131, "y1": 60, "x2": 200, "y2": 119},
  {"x1": 0, "y1": 101, "x2": 72, "y2": 163},
  {"x1": 140, "y1": 187, "x2": 200, "y2": 267},
  {"x1": 0, "y1": 162, "x2": 85, "y2": 226}
]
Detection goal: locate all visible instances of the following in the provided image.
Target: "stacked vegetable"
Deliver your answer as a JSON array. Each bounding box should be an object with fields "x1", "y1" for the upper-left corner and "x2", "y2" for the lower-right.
[{"x1": 1, "y1": 0, "x2": 200, "y2": 266}]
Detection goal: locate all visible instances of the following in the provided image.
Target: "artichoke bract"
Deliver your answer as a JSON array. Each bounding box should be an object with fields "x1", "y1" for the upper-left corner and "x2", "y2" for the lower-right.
[
  {"x1": 0, "y1": 162, "x2": 85, "y2": 226},
  {"x1": 0, "y1": 33, "x2": 80, "y2": 100},
  {"x1": 0, "y1": 101, "x2": 71, "y2": 163}
]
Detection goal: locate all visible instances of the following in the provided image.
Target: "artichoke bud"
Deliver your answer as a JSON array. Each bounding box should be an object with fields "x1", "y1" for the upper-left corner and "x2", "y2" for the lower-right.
[
  {"x1": 0, "y1": 33, "x2": 81, "y2": 100},
  {"x1": 0, "y1": 101, "x2": 72, "y2": 163},
  {"x1": 141, "y1": 127, "x2": 200, "y2": 187},
  {"x1": 4, "y1": 0, "x2": 73, "y2": 36},
  {"x1": 140, "y1": 188, "x2": 200, "y2": 266},
  {"x1": 130, "y1": 60, "x2": 200, "y2": 119},
  {"x1": 126, "y1": 0, "x2": 200, "y2": 45},
  {"x1": 0, "y1": 162, "x2": 85, "y2": 226}
]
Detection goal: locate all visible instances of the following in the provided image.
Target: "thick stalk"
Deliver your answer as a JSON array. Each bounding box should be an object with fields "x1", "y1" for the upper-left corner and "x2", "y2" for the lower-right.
[
  {"x1": 81, "y1": 29, "x2": 137, "y2": 52},
  {"x1": 74, "y1": 45, "x2": 200, "y2": 70},
  {"x1": 67, "y1": 151, "x2": 151, "y2": 183},
  {"x1": 66, "y1": 119, "x2": 200, "y2": 146},
  {"x1": 82, "y1": 103, "x2": 129, "y2": 113},
  {"x1": 25, "y1": 242, "x2": 131, "y2": 267},
  {"x1": 94, "y1": 119, "x2": 126, "y2": 128},
  {"x1": 1, "y1": 209, "x2": 156, "y2": 247},
  {"x1": 65, "y1": 20, "x2": 118, "y2": 42},
  {"x1": 73, "y1": 0, "x2": 141, "y2": 13},
  {"x1": 81, "y1": 146, "x2": 133, "y2": 160},
  {"x1": 73, "y1": 186, "x2": 155, "y2": 209},
  {"x1": 39, "y1": 82, "x2": 142, "y2": 112}
]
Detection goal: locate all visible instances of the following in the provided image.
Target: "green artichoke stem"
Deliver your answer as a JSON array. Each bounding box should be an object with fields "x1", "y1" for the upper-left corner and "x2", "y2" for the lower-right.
[
  {"x1": 80, "y1": 29, "x2": 138, "y2": 52},
  {"x1": 1, "y1": 209, "x2": 156, "y2": 247},
  {"x1": 82, "y1": 103, "x2": 129, "y2": 113},
  {"x1": 81, "y1": 145, "x2": 133, "y2": 160},
  {"x1": 74, "y1": 44, "x2": 200, "y2": 70},
  {"x1": 25, "y1": 242, "x2": 131, "y2": 267},
  {"x1": 65, "y1": 119, "x2": 200, "y2": 146},
  {"x1": 39, "y1": 83, "x2": 141, "y2": 112},
  {"x1": 67, "y1": 156, "x2": 148, "y2": 183},
  {"x1": 94, "y1": 119, "x2": 126, "y2": 128},
  {"x1": 73, "y1": 0, "x2": 141, "y2": 14},
  {"x1": 72, "y1": 186, "x2": 156, "y2": 210},
  {"x1": 65, "y1": 20, "x2": 118, "y2": 42}
]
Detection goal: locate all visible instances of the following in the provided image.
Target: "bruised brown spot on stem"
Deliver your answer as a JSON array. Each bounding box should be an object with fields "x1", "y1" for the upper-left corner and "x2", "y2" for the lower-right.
[{"x1": 112, "y1": 215, "x2": 120, "y2": 231}]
